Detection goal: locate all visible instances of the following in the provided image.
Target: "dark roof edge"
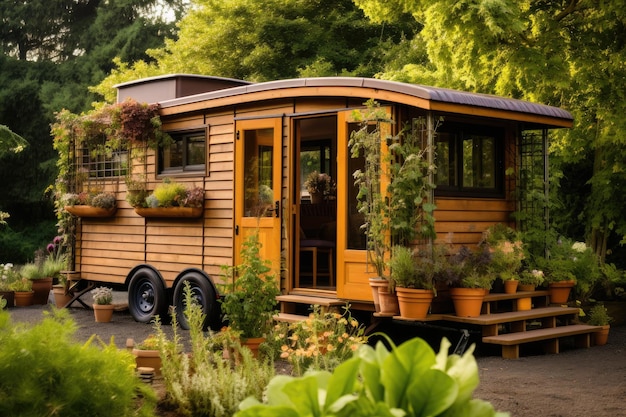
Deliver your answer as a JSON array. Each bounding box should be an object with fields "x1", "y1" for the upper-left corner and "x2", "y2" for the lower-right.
[{"x1": 113, "y1": 74, "x2": 253, "y2": 89}]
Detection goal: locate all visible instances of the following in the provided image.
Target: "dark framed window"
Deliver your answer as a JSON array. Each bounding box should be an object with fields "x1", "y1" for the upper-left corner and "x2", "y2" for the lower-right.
[
  {"x1": 435, "y1": 125, "x2": 504, "y2": 197},
  {"x1": 159, "y1": 130, "x2": 206, "y2": 174}
]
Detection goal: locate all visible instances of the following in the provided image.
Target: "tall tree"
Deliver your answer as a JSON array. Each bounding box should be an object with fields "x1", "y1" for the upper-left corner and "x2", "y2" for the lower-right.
[
  {"x1": 354, "y1": 0, "x2": 626, "y2": 262},
  {"x1": 92, "y1": 0, "x2": 416, "y2": 102}
]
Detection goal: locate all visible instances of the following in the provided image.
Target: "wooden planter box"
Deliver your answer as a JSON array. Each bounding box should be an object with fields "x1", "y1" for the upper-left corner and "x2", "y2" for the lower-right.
[
  {"x1": 134, "y1": 207, "x2": 203, "y2": 218},
  {"x1": 64, "y1": 205, "x2": 117, "y2": 217}
]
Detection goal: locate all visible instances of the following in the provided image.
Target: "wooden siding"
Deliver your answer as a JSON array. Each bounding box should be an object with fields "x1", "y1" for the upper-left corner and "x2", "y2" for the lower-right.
[{"x1": 433, "y1": 198, "x2": 515, "y2": 247}]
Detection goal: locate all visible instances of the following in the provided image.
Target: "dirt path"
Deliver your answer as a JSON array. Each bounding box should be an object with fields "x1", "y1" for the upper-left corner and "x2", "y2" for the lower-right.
[{"x1": 5, "y1": 301, "x2": 626, "y2": 417}]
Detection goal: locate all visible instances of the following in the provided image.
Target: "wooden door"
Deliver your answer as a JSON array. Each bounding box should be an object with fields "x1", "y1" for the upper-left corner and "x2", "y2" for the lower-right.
[
  {"x1": 234, "y1": 118, "x2": 282, "y2": 275},
  {"x1": 336, "y1": 108, "x2": 392, "y2": 301}
]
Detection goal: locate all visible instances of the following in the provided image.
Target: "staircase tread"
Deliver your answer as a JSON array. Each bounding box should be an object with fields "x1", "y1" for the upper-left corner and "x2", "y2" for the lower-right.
[
  {"x1": 276, "y1": 294, "x2": 344, "y2": 306},
  {"x1": 439, "y1": 306, "x2": 579, "y2": 325},
  {"x1": 483, "y1": 324, "x2": 600, "y2": 345},
  {"x1": 274, "y1": 313, "x2": 308, "y2": 323}
]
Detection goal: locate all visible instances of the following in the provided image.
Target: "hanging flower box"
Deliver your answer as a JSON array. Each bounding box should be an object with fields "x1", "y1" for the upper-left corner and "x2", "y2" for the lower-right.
[
  {"x1": 134, "y1": 207, "x2": 203, "y2": 218},
  {"x1": 64, "y1": 205, "x2": 117, "y2": 218}
]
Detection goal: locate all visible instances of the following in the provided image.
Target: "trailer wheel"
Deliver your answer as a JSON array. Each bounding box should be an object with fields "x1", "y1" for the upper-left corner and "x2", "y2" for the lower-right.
[
  {"x1": 173, "y1": 272, "x2": 219, "y2": 330},
  {"x1": 128, "y1": 268, "x2": 167, "y2": 323}
]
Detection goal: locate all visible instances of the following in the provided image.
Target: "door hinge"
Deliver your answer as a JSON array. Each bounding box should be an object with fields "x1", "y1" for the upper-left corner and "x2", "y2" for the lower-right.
[{"x1": 236, "y1": 130, "x2": 240, "y2": 140}]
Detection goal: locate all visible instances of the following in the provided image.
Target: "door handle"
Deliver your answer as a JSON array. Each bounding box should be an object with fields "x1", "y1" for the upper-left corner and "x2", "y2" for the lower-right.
[{"x1": 273, "y1": 200, "x2": 280, "y2": 218}]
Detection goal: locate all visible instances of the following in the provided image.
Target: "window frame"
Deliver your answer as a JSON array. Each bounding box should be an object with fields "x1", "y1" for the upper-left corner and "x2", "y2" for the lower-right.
[
  {"x1": 159, "y1": 128, "x2": 207, "y2": 175},
  {"x1": 434, "y1": 124, "x2": 505, "y2": 198}
]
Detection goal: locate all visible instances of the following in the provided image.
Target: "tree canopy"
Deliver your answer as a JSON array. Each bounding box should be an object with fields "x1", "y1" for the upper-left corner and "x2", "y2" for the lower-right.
[{"x1": 352, "y1": 0, "x2": 626, "y2": 261}]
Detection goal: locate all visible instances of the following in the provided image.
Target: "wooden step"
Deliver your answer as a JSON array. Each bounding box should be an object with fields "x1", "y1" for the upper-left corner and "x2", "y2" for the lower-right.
[
  {"x1": 440, "y1": 306, "x2": 579, "y2": 336},
  {"x1": 483, "y1": 324, "x2": 600, "y2": 359},
  {"x1": 482, "y1": 291, "x2": 549, "y2": 314},
  {"x1": 274, "y1": 313, "x2": 308, "y2": 323},
  {"x1": 277, "y1": 294, "x2": 345, "y2": 314}
]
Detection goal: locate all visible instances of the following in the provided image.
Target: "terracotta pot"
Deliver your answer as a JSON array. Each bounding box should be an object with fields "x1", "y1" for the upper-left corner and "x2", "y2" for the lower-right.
[
  {"x1": 241, "y1": 336, "x2": 266, "y2": 358},
  {"x1": 134, "y1": 207, "x2": 203, "y2": 218},
  {"x1": 548, "y1": 280, "x2": 575, "y2": 304},
  {"x1": 377, "y1": 285, "x2": 400, "y2": 315},
  {"x1": 516, "y1": 297, "x2": 532, "y2": 311},
  {"x1": 31, "y1": 277, "x2": 53, "y2": 305},
  {"x1": 593, "y1": 325, "x2": 610, "y2": 346},
  {"x1": 53, "y1": 285, "x2": 72, "y2": 308},
  {"x1": 14, "y1": 291, "x2": 34, "y2": 307},
  {"x1": 450, "y1": 287, "x2": 485, "y2": 317},
  {"x1": 93, "y1": 304, "x2": 115, "y2": 322},
  {"x1": 133, "y1": 349, "x2": 162, "y2": 376},
  {"x1": 64, "y1": 205, "x2": 117, "y2": 217},
  {"x1": 503, "y1": 279, "x2": 519, "y2": 294},
  {"x1": 396, "y1": 288, "x2": 434, "y2": 319},
  {"x1": 518, "y1": 284, "x2": 535, "y2": 292},
  {"x1": 368, "y1": 278, "x2": 388, "y2": 312},
  {"x1": 0, "y1": 290, "x2": 14, "y2": 308}
]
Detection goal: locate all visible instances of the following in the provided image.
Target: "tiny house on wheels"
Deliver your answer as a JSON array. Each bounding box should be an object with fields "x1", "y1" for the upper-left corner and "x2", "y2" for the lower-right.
[{"x1": 61, "y1": 75, "x2": 572, "y2": 328}]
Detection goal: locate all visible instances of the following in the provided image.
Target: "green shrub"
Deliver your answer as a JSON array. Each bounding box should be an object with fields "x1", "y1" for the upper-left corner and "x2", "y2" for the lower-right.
[
  {"x1": 0, "y1": 308, "x2": 156, "y2": 417},
  {"x1": 238, "y1": 336, "x2": 509, "y2": 417},
  {"x1": 151, "y1": 180, "x2": 187, "y2": 207},
  {"x1": 154, "y1": 283, "x2": 275, "y2": 417}
]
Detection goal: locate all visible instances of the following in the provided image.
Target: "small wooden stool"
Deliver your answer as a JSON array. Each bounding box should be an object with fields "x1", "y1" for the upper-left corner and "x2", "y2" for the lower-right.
[{"x1": 298, "y1": 240, "x2": 335, "y2": 288}]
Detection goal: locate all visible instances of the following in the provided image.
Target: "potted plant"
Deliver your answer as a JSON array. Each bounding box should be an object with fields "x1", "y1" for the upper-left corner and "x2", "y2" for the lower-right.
[
  {"x1": 131, "y1": 335, "x2": 162, "y2": 376},
  {"x1": 389, "y1": 246, "x2": 435, "y2": 319},
  {"x1": 133, "y1": 178, "x2": 204, "y2": 218},
  {"x1": 21, "y1": 261, "x2": 50, "y2": 305},
  {"x1": 587, "y1": 303, "x2": 612, "y2": 346},
  {"x1": 63, "y1": 191, "x2": 117, "y2": 217},
  {"x1": 219, "y1": 230, "x2": 280, "y2": 356},
  {"x1": 438, "y1": 245, "x2": 495, "y2": 317},
  {"x1": 10, "y1": 277, "x2": 33, "y2": 307},
  {"x1": 304, "y1": 171, "x2": 335, "y2": 204},
  {"x1": 518, "y1": 269, "x2": 545, "y2": 292},
  {"x1": 482, "y1": 224, "x2": 523, "y2": 294},
  {"x1": 0, "y1": 262, "x2": 19, "y2": 308},
  {"x1": 349, "y1": 104, "x2": 436, "y2": 315},
  {"x1": 91, "y1": 286, "x2": 114, "y2": 322}
]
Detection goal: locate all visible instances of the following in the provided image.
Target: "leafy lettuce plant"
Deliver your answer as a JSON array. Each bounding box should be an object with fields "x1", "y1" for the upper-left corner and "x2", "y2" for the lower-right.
[{"x1": 237, "y1": 336, "x2": 509, "y2": 417}]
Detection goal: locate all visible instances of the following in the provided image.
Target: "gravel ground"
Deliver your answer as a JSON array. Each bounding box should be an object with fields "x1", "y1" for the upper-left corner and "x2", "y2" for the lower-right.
[{"x1": 4, "y1": 292, "x2": 626, "y2": 417}]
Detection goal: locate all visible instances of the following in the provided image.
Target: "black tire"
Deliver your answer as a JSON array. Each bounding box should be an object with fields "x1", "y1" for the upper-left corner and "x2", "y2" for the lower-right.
[
  {"x1": 128, "y1": 268, "x2": 167, "y2": 323},
  {"x1": 173, "y1": 271, "x2": 219, "y2": 330}
]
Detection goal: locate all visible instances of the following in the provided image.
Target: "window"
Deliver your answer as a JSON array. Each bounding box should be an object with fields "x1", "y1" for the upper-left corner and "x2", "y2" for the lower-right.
[
  {"x1": 435, "y1": 126, "x2": 503, "y2": 196},
  {"x1": 80, "y1": 147, "x2": 127, "y2": 178},
  {"x1": 159, "y1": 130, "x2": 206, "y2": 174}
]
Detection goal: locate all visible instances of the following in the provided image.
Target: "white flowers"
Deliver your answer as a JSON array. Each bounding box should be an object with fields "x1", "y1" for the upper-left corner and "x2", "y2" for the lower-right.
[{"x1": 572, "y1": 242, "x2": 587, "y2": 253}]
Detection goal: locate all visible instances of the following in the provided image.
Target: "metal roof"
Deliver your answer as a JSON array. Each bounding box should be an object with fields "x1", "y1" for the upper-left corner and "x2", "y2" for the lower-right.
[{"x1": 154, "y1": 76, "x2": 573, "y2": 124}]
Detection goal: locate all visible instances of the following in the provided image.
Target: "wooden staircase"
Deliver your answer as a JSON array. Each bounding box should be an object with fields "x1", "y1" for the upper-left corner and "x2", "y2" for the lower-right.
[
  {"x1": 399, "y1": 290, "x2": 602, "y2": 359},
  {"x1": 275, "y1": 290, "x2": 603, "y2": 359}
]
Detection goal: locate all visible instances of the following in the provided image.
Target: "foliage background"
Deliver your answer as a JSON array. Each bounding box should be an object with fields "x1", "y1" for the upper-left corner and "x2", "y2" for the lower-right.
[{"x1": 2, "y1": 0, "x2": 626, "y2": 271}]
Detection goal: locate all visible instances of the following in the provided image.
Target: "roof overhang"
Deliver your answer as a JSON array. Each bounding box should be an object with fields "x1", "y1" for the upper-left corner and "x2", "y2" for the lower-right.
[{"x1": 148, "y1": 76, "x2": 573, "y2": 129}]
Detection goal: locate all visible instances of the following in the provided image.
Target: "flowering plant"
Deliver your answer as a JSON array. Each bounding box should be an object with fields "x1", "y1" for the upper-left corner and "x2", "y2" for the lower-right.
[
  {"x1": 0, "y1": 263, "x2": 20, "y2": 291},
  {"x1": 62, "y1": 191, "x2": 116, "y2": 209},
  {"x1": 138, "y1": 179, "x2": 204, "y2": 208},
  {"x1": 519, "y1": 269, "x2": 545, "y2": 287},
  {"x1": 270, "y1": 305, "x2": 367, "y2": 376},
  {"x1": 91, "y1": 286, "x2": 113, "y2": 305}
]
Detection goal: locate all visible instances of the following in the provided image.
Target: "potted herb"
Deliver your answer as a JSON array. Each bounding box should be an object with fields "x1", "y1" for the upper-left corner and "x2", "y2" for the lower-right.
[
  {"x1": 10, "y1": 277, "x2": 34, "y2": 307},
  {"x1": 587, "y1": 303, "x2": 612, "y2": 346},
  {"x1": 219, "y1": 230, "x2": 280, "y2": 355},
  {"x1": 389, "y1": 246, "x2": 435, "y2": 319},
  {"x1": 304, "y1": 171, "x2": 335, "y2": 204},
  {"x1": 131, "y1": 335, "x2": 162, "y2": 376},
  {"x1": 518, "y1": 269, "x2": 545, "y2": 291},
  {"x1": 91, "y1": 286, "x2": 114, "y2": 322},
  {"x1": 133, "y1": 178, "x2": 204, "y2": 218}
]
